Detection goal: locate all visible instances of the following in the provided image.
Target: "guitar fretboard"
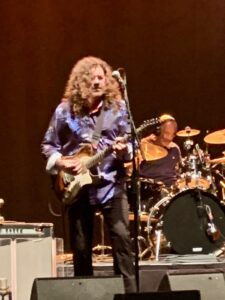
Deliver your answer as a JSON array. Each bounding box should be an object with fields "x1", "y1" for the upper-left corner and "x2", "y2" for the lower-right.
[{"x1": 83, "y1": 118, "x2": 159, "y2": 170}]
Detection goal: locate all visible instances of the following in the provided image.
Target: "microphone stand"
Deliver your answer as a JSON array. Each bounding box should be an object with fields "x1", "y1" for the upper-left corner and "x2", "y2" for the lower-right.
[{"x1": 119, "y1": 72, "x2": 145, "y2": 292}]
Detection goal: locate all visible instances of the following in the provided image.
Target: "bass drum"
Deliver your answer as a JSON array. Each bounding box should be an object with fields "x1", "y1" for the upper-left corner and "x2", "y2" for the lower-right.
[{"x1": 149, "y1": 189, "x2": 225, "y2": 255}]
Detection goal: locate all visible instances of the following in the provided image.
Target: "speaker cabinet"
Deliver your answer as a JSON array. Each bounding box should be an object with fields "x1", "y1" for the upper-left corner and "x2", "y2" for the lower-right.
[
  {"x1": 114, "y1": 290, "x2": 200, "y2": 300},
  {"x1": 30, "y1": 276, "x2": 125, "y2": 300},
  {"x1": 0, "y1": 223, "x2": 56, "y2": 300},
  {"x1": 160, "y1": 272, "x2": 225, "y2": 300}
]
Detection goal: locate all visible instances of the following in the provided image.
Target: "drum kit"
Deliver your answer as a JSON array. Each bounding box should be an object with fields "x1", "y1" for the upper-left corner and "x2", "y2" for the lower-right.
[{"x1": 126, "y1": 127, "x2": 225, "y2": 260}]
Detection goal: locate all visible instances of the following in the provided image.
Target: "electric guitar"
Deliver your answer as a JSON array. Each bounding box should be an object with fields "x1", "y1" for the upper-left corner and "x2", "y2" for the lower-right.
[{"x1": 54, "y1": 118, "x2": 159, "y2": 205}]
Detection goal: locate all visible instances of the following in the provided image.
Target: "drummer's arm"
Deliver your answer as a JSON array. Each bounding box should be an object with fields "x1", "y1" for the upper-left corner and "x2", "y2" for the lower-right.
[{"x1": 141, "y1": 134, "x2": 157, "y2": 143}]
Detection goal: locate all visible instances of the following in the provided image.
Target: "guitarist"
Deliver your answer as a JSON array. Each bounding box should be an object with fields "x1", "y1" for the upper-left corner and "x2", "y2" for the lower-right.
[{"x1": 41, "y1": 56, "x2": 136, "y2": 293}]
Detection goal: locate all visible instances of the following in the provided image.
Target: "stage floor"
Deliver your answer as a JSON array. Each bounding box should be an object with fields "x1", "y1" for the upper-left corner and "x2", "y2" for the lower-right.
[
  {"x1": 57, "y1": 254, "x2": 225, "y2": 290},
  {"x1": 56, "y1": 254, "x2": 225, "y2": 296}
]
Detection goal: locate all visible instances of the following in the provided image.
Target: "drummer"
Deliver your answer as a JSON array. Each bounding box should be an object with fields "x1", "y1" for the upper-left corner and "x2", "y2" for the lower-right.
[{"x1": 139, "y1": 114, "x2": 182, "y2": 188}]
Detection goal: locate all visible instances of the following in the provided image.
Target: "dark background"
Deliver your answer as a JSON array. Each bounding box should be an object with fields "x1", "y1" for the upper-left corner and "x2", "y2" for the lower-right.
[{"x1": 0, "y1": 0, "x2": 224, "y2": 241}]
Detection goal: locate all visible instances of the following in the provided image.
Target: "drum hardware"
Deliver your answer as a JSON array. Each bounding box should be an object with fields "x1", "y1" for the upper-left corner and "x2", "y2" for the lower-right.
[
  {"x1": 127, "y1": 177, "x2": 154, "y2": 261},
  {"x1": 0, "y1": 198, "x2": 5, "y2": 223},
  {"x1": 183, "y1": 138, "x2": 194, "y2": 151},
  {"x1": 213, "y1": 244, "x2": 225, "y2": 257},
  {"x1": 176, "y1": 126, "x2": 200, "y2": 153},
  {"x1": 126, "y1": 175, "x2": 168, "y2": 260},
  {"x1": 178, "y1": 141, "x2": 214, "y2": 191},
  {"x1": 212, "y1": 169, "x2": 225, "y2": 201},
  {"x1": 126, "y1": 177, "x2": 165, "y2": 214},
  {"x1": 176, "y1": 126, "x2": 212, "y2": 191},
  {"x1": 155, "y1": 228, "x2": 162, "y2": 261},
  {"x1": 128, "y1": 212, "x2": 158, "y2": 223},
  {"x1": 92, "y1": 212, "x2": 112, "y2": 261},
  {"x1": 154, "y1": 220, "x2": 168, "y2": 261},
  {"x1": 150, "y1": 219, "x2": 172, "y2": 261},
  {"x1": 177, "y1": 126, "x2": 212, "y2": 191},
  {"x1": 131, "y1": 234, "x2": 153, "y2": 260},
  {"x1": 129, "y1": 210, "x2": 159, "y2": 260},
  {"x1": 146, "y1": 195, "x2": 172, "y2": 261},
  {"x1": 219, "y1": 178, "x2": 225, "y2": 202}
]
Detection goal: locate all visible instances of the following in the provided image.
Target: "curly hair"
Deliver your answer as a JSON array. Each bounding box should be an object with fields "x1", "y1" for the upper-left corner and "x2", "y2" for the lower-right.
[{"x1": 63, "y1": 56, "x2": 121, "y2": 116}]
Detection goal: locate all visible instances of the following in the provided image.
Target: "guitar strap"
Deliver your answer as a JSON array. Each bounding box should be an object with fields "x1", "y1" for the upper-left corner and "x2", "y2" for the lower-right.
[{"x1": 91, "y1": 102, "x2": 107, "y2": 149}]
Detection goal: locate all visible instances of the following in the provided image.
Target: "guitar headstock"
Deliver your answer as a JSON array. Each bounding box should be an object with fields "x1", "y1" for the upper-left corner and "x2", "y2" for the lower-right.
[{"x1": 137, "y1": 117, "x2": 160, "y2": 135}]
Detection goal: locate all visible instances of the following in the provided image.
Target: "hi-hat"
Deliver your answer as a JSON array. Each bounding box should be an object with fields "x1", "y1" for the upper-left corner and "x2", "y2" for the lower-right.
[
  {"x1": 204, "y1": 129, "x2": 225, "y2": 144},
  {"x1": 176, "y1": 126, "x2": 200, "y2": 137},
  {"x1": 140, "y1": 141, "x2": 168, "y2": 161}
]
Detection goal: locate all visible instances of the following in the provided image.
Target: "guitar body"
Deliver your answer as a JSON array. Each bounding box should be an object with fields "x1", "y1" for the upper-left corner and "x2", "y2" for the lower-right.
[
  {"x1": 55, "y1": 144, "x2": 95, "y2": 205},
  {"x1": 62, "y1": 170, "x2": 93, "y2": 205}
]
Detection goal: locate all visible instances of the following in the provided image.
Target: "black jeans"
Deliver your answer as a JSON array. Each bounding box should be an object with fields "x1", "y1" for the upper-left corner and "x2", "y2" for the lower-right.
[{"x1": 68, "y1": 191, "x2": 136, "y2": 293}]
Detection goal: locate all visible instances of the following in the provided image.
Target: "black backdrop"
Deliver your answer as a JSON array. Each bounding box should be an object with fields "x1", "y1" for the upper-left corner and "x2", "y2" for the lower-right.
[{"x1": 0, "y1": 0, "x2": 224, "y2": 239}]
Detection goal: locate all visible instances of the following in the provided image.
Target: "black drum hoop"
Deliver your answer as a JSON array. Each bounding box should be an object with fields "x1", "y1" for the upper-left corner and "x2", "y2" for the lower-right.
[{"x1": 148, "y1": 188, "x2": 225, "y2": 255}]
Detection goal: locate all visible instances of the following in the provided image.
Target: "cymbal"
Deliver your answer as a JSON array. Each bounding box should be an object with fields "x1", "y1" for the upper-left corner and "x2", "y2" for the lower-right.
[
  {"x1": 124, "y1": 142, "x2": 167, "y2": 176},
  {"x1": 204, "y1": 129, "x2": 225, "y2": 144},
  {"x1": 209, "y1": 156, "x2": 225, "y2": 164},
  {"x1": 140, "y1": 141, "x2": 168, "y2": 161},
  {"x1": 176, "y1": 126, "x2": 200, "y2": 137}
]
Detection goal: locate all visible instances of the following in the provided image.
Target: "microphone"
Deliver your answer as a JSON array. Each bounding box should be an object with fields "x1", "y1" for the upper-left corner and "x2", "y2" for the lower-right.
[
  {"x1": 117, "y1": 67, "x2": 127, "y2": 84},
  {"x1": 205, "y1": 204, "x2": 221, "y2": 241},
  {"x1": 112, "y1": 70, "x2": 125, "y2": 85}
]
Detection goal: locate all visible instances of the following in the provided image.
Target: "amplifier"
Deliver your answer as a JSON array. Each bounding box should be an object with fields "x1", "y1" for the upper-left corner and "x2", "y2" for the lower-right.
[
  {"x1": 0, "y1": 222, "x2": 56, "y2": 300},
  {"x1": 0, "y1": 222, "x2": 53, "y2": 238}
]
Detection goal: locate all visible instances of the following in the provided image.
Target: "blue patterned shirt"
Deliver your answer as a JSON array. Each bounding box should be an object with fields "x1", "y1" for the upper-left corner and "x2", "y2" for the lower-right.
[{"x1": 41, "y1": 100, "x2": 132, "y2": 205}]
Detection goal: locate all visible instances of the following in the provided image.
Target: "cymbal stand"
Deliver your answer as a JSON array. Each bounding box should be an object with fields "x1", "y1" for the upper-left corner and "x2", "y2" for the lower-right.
[
  {"x1": 132, "y1": 235, "x2": 148, "y2": 260},
  {"x1": 0, "y1": 198, "x2": 5, "y2": 224},
  {"x1": 146, "y1": 194, "x2": 172, "y2": 261},
  {"x1": 183, "y1": 136, "x2": 194, "y2": 153},
  {"x1": 155, "y1": 229, "x2": 162, "y2": 261},
  {"x1": 220, "y1": 165, "x2": 225, "y2": 201},
  {"x1": 92, "y1": 212, "x2": 112, "y2": 261},
  {"x1": 137, "y1": 185, "x2": 167, "y2": 261},
  {"x1": 138, "y1": 225, "x2": 156, "y2": 260},
  {"x1": 144, "y1": 217, "x2": 164, "y2": 261},
  {"x1": 134, "y1": 185, "x2": 152, "y2": 261},
  {"x1": 181, "y1": 136, "x2": 195, "y2": 187},
  {"x1": 221, "y1": 182, "x2": 225, "y2": 201}
]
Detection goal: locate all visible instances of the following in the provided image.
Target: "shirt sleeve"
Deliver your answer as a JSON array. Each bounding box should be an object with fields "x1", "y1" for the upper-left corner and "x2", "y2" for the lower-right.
[
  {"x1": 118, "y1": 100, "x2": 133, "y2": 161},
  {"x1": 40, "y1": 102, "x2": 68, "y2": 174}
]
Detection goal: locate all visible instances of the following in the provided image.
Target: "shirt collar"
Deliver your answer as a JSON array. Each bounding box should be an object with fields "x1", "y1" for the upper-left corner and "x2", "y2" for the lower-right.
[{"x1": 89, "y1": 100, "x2": 103, "y2": 115}]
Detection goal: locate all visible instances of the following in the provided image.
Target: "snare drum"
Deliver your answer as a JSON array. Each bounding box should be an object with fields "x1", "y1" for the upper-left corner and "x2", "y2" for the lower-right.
[
  {"x1": 177, "y1": 173, "x2": 211, "y2": 190},
  {"x1": 148, "y1": 188, "x2": 225, "y2": 255}
]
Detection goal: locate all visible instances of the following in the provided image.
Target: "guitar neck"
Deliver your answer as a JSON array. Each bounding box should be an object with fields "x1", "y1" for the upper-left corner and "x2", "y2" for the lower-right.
[
  {"x1": 85, "y1": 145, "x2": 113, "y2": 169},
  {"x1": 84, "y1": 118, "x2": 159, "y2": 170}
]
